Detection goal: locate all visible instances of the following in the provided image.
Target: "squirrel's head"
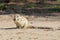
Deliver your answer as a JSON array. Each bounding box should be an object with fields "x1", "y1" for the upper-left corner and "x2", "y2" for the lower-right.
[{"x1": 14, "y1": 14, "x2": 20, "y2": 21}]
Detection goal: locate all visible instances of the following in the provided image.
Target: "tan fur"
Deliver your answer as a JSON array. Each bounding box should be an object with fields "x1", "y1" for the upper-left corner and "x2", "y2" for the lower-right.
[{"x1": 14, "y1": 14, "x2": 29, "y2": 29}]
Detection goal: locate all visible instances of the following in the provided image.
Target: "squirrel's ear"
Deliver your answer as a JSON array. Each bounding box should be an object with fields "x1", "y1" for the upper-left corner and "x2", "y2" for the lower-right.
[{"x1": 24, "y1": 16, "x2": 29, "y2": 19}]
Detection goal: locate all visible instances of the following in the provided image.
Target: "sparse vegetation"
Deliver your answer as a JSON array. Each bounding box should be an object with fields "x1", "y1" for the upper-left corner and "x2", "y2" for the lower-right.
[
  {"x1": 0, "y1": 0, "x2": 60, "y2": 14},
  {"x1": 0, "y1": 3, "x2": 10, "y2": 10},
  {"x1": 57, "y1": 0, "x2": 60, "y2": 3},
  {"x1": 50, "y1": 5, "x2": 60, "y2": 9},
  {"x1": 0, "y1": 3, "x2": 5, "y2": 10},
  {"x1": 25, "y1": 3, "x2": 37, "y2": 8}
]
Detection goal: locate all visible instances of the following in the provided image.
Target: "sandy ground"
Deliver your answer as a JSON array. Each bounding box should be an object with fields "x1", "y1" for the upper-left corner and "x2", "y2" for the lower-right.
[
  {"x1": 0, "y1": 29, "x2": 60, "y2": 40},
  {"x1": 0, "y1": 15, "x2": 16, "y2": 28},
  {"x1": 0, "y1": 14, "x2": 60, "y2": 40},
  {"x1": 0, "y1": 14, "x2": 60, "y2": 29},
  {"x1": 28, "y1": 16, "x2": 60, "y2": 30}
]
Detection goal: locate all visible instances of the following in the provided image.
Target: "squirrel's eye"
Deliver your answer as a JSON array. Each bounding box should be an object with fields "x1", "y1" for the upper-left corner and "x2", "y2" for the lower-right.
[
  {"x1": 17, "y1": 19, "x2": 19, "y2": 20},
  {"x1": 16, "y1": 15, "x2": 19, "y2": 18}
]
